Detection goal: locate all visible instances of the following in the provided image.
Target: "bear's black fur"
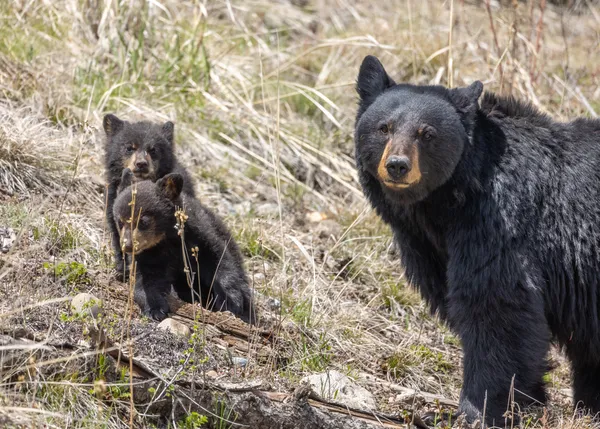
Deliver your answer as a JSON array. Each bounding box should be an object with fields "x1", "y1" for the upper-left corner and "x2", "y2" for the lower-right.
[
  {"x1": 113, "y1": 169, "x2": 254, "y2": 324},
  {"x1": 103, "y1": 114, "x2": 195, "y2": 281},
  {"x1": 355, "y1": 55, "x2": 600, "y2": 426}
]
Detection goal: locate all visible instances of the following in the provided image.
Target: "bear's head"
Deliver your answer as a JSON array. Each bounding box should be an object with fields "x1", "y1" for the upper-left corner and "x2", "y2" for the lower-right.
[
  {"x1": 354, "y1": 55, "x2": 483, "y2": 204},
  {"x1": 113, "y1": 169, "x2": 184, "y2": 255},
  {"x1": 104, "y1": 114, "x2": 176, "y2": 183}
]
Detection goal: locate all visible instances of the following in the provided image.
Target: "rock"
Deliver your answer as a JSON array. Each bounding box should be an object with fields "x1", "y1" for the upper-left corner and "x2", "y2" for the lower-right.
[
  {"x1": 252, "y1": 272, "x2": 266, "y2": 285},
  {"x1": 252, "y1": 290, "x2": 280, "y2": 311},
  {"x1": 157, "y1": 318, "x2": 191, "y2": 337},
  {"x1": 323, "y1": 254, "x2": 337, "y2": 270},
  {"x1": 255, "y1": 203, "x2": 279, "y2": 217},
  {"x1": 301, "y1": 370, "x2": 376, "y2": 410},
  {"x1": 233, "y1": 201, "x2": 252, "y2": 216},
  {"x1": 314, "y1": 219, "x2": 342, "y2": 240},
  {"x1": 206, "y1": 370, "x2": 219, "y2": 378},
  {"x1": 305, "y1": 211, "x2": 327, "y2": 223},
  {"x1": 283, "y1": 321, "x2": 297, "y2": 332},
  {"x1": 0, "y1": 227, "x2": 16, "y2": 253},
  {"x1": 231, "y1": 357, "x2": 248, "y2": 367},
  {"x1": 71, "y1": 293, "x2": 102, "y2": 319},
  {"x1": 266, "y1": 297, "x2": 281, "y2": 311}
]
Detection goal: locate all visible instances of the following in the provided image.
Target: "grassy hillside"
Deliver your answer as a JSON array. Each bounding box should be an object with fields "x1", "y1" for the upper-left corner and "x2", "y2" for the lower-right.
[{"x1": 1, "y1": 0, "x2": 599, "y2": 428}]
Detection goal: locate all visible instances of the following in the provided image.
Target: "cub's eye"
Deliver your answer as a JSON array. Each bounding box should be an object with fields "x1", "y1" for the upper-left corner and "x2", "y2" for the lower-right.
[
  {"x1": 125, "y1": 146, "x2": 134, "y2": 153},
  {"x1": 147, "y1": 147, "x2": 156, "y2": 156},
  {"x1": 137, "y1": 216, "x2": 150, "y2": 230},
  {"x1": 379, "y1": 124, "x2": 389, "y2": 134}
]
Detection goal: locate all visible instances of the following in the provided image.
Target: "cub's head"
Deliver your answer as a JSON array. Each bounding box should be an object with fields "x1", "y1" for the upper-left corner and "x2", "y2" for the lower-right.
[
  {"x1": 104, "y1": 114, "x2": 176, "y2": 182},
  {"x1": 113, "y1": 169, "x2": 184, "y2": 255},
  {"x1": 354, "y1": 55, "x2": 483, "y2": 204}
]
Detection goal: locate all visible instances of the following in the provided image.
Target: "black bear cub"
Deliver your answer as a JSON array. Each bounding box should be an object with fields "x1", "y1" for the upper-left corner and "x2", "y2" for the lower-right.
[
  {"x1": 355, "y1": 55, "x2": 600, "y2": 426},
  {"x1": 113, "y1": 169, "x2": 254, "y2": 324},
  {"x1": 103, "y1": 114, "x2": 195, "y2": 281}
]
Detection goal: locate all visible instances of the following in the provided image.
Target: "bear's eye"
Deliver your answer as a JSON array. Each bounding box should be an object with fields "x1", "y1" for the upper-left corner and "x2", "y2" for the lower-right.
[
  {"x1": 379, "y1": 124, "x2": 389, "y2": 134},
  {"x1": 125, "y1": 145, "x2": 134, "y2": 153},
  {"x1": 420, "y1": 127, "x2": 436, "y2": 141},
  {"x1": 147, "y1": 147, "x2": 156, "y2": 156}
]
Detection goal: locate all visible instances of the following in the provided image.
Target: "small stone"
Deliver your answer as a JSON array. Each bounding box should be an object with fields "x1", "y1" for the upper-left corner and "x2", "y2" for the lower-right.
[
  {"x1": 323, "y1": 254, "x2": 337, "y2": 270},
  {"x1": 231, "y1": 357, "x2": 248, "y2": 367},
  {"x1": 206, "y1": 370, "x2": 219, "y2": 378},
  {"x1": 0, "y1": 227, "x2": 16, "y2": 253},
  {"x1": 301, "y1": 370, "x2": 376, "y2": 410},
  {"x1": 252, "y1": 272, "x2": 265, "y2": 284},
  {"x1": 266, "y1": 297, "x2": 281, "y2": 311},
  {"x1": 255, "y1": 203, "x2": 279, "y2": 217},
  {"x1": 71, "y1": 293, "x2": 102, "y2": 319},
  {"x1": 284, "y1": 321, "x2": 297, "y2": 332},
  {"x1": 12, "y1": 327, "x2": 33, "y2": 340},
  {"x1": 314, "y1": 219, "x2": 342, "y2": 240},
  {"x1": 233, "y1": 201, "x2": 251, "y2": 216},
  {"x1": 157, "y1": 318, "x2": 191, "y2": 337},
  {"x1": 305, "y1": 211, "x2": 327, "y2": 223}
]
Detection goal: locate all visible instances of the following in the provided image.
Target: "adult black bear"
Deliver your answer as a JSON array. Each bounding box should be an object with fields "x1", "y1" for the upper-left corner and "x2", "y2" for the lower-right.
[
  {"x1": 103, "y1": 114, "x2": 195, "y2": 281},
  {"x1": 354, "y1": 55, "x2": 600, "y2": 426},
  {"x1": 113, "y1": 169, "x2": 254, "y2": 324}
]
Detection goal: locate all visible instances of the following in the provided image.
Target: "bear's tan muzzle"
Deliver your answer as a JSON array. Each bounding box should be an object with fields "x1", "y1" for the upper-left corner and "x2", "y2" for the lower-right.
[{"x1": 377, "y1": 140, "x2": 422, "y2": 190}]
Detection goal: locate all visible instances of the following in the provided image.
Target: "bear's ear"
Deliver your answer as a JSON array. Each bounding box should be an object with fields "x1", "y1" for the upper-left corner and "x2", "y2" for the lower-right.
[
  {"x1": 161, "y1": 121, "x2": 174, "y2": 144},
  {"x1": 103, "y1": 114, "x2": 124, "y2": 136},
  {"x1": 117, "y1": 168, "x2": 134, "y2": 193},
  {"x1": 448, "y1": 81, "x2": 483, "y2": 118},
  {"x1": 356, "y1": 55, "x2": 395, "y2": 107},
  {"x1": 157, "y1": 173, "x2": 183, "y2": 201}
]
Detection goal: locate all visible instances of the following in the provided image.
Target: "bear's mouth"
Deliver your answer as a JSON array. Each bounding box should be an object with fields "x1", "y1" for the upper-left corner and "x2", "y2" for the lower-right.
[{"x1": 382, "y1": 179, "x2": 414, "y2": 190}]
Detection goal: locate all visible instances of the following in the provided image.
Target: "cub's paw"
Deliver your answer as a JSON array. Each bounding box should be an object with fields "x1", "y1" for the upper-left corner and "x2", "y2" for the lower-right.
[
  {"x1": 145, "y1": 307, "x2": 169, "y2": 322},
  {"x1": 142, "y1": 297, "x2": 170, "y2": 321}
]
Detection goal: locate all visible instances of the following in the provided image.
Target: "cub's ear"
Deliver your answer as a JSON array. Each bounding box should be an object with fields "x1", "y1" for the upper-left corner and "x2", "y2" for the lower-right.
[
  {"x1": 157, "y1": 173, "x2": 183, "y2": 201},
  {"x1": 162, "y1": 121, "x2": 174, "y2": 143},
  {"x1": 448, "y1": 81, "x2": 483, "y2": 118},
  {"x1": 117, "y1": 168, "x2": 134, "y2": 193},
  {"x1": 103, "y1": 114, "x2": 124, "y2": 136},
  {"x1": 356, "y1": 55, "x2": 395, "y2": 107}
]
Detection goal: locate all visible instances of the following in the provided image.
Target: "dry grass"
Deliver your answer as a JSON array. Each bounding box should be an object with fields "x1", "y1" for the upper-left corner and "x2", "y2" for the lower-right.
[
  {"x1": 1, "y1": 0, "x2": 600, "y2": 428},
  {"x1": 0, "y1": 103, "x2": 74, "y2": 195}
]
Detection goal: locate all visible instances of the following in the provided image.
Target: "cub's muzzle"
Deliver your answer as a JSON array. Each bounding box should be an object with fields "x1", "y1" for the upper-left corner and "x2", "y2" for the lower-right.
[{"x1": 120, "y1": 233, "x2": 134, "y2": 254}]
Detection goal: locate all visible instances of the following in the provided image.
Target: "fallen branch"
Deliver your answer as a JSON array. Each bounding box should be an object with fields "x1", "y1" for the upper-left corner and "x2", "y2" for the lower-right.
[{"x1": 359, "y1": 372, "x2": 459, "y2": 408}]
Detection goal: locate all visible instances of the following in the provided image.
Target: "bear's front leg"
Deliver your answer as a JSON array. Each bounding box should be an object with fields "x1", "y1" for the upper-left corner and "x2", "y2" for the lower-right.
[{"x1": 447, "y1": 251, "x2": 550, "y2": 427}]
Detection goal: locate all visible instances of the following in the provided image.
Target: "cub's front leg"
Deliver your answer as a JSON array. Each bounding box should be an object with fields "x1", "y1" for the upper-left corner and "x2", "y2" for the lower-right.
[{"x1": 133, "y1": 268, "x2": 172, "y2": 321}]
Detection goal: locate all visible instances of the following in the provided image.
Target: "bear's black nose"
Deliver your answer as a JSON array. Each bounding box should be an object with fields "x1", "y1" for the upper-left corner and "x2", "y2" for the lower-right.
[{"x1": 385, "y1": 156, "x2": 410, "y2": 180}]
